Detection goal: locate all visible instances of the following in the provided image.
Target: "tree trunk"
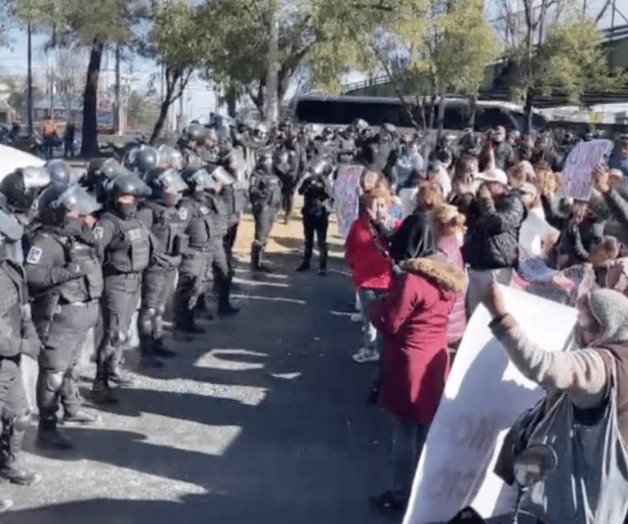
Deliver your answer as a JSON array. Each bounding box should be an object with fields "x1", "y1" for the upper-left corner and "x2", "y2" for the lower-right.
[
  {"x1": 436, "y1": 95, "x2": 446, "y2": 136},
  {"x1": 80, "y1": 40, "x2": 104, "y2": 157},
  {"x1": 150, "y1": 98, "x2": 171, "y2": 145},
  {"x1": 225, "y1": 85, "x2": 238, "y2": 118},
  {"x1": 524, "y1": 89, "x2": 533, "y2": 135}
]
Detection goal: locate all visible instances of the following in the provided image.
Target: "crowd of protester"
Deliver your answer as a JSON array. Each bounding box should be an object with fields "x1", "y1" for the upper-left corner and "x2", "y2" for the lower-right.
[{"x1": 343, "y1": 125, "x2": 628, "y2": 516}]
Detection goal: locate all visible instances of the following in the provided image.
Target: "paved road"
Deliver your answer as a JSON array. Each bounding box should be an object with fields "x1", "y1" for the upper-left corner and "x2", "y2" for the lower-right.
[{"x1": 3, "y1": 214, "x2": 394, "y2": 524}]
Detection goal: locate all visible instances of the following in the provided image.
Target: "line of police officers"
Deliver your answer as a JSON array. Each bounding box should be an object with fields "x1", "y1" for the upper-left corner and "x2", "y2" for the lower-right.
[{"x1": 0, "y1": 118, "x2": 345, "y2": 511}]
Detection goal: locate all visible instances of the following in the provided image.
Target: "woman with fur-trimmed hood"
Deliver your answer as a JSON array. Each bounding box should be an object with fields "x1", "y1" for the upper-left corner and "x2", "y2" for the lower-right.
[{"x1": 368, "y1": 212, "x2": 465, "y2": 511}]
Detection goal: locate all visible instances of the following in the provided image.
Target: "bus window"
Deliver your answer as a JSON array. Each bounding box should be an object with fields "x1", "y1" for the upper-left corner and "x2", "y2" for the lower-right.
[
  {"x1": 443, "y1": 103, "x2": 468, "y2": 130},
  {"x1": 475, "y1": 107, "x2": 516, "y2": 131}
]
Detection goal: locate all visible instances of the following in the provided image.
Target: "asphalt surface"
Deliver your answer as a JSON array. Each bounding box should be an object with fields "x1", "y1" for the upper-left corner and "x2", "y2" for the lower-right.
[{"x1": 3, "y1": 213, "x2": 394, "y2": 524}]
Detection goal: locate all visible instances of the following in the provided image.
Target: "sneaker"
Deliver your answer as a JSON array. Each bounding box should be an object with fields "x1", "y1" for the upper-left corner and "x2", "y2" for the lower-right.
[
  {"x1": 62, "y1": 410, "x2": 101, "y2": 425},
  {"x1": 352, "y1": 348, "x2": 380, "y2": 364},
  {"x1": 0, "y1": 464, "x2": 42, "y2": 486}
]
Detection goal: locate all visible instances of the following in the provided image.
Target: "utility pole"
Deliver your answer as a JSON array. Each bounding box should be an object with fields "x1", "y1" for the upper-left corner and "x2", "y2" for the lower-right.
[
  {"x1": 265, "y1": 0, "x2": 279, "y2": 124},
  {"x1": 115, "y1": 44, "x2": 122, "y2": 136},
  {"x1": 27, "y1": 22, "x2": 33, "y2": 135}
]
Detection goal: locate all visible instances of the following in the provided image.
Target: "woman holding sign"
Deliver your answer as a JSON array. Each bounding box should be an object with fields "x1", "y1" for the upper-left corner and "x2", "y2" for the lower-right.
[{"x1": 368, "y1": 213, "x2": 465, "y2": 512}]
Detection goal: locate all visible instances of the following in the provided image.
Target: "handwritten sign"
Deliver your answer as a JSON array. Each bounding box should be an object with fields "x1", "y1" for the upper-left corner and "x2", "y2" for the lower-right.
[
  {"x1": 562, "y1": 139, "x2": 612, "y2": 201},
  {"x1": 403, "y1": 286, "x2": 577, "y2": 524},
  {"x1": 333, "y1": 164, "x2": 363, "y2": 239}
]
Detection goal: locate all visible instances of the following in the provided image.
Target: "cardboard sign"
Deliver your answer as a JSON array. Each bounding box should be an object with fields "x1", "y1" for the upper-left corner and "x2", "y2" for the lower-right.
[
  {"x1": 403, "y1": 286, "x2": 577, "y2": 524},
  {"x1": 333, "y1": 164, "x2": 363, "y2": 239},
  {"x1": 562, "y1": 139, "x2": 612, "y2": 201}
]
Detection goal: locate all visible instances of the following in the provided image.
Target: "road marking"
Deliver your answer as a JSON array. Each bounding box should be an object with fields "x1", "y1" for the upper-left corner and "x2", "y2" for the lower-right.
[{"x1": 232, "y1": 294, "x2": 307, "y2": 305}]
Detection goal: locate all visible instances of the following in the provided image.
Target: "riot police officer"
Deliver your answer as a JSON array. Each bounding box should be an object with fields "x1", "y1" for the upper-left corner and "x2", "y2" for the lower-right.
[
  {"x1": 91, "y1": 174, "x2": 152, "y2": 404},
  {"x1": 138, "y1": 168, "x2": 189, "y2": 362},
  {"x1": 203, "y1": 167, "x2": 239, "y2": 317},
  {"x1": 249, "y1": 148, "x2": 282, "y2": 273},
  {"x1": 25, "y1": 184, "x2": 102, "y2": 449},
  {"x1": 296, "y1": 159, "x2": 333, "y2": 276},
  {"x1": 199, "y1": 128, "x2": 220, "y2": 166},
  {"x1": 336, "y1": 126, "x2": 358, "y2": 164},
  {"x1": 157, "y1": 144, "x2": 184, "y2": 171},
  {"x1": 221, "y1": 149, "x2": 249, "y2": 277},
  {"x1": 0, "y1": 166, "x2": 51, "y2": 229},
  {"x1": 81, "y1": 157, "x2": 130, "y2": 205},
  {"x1": 174, "y1": 168, "x2": 217, "y2": 333},
  {"x1": 178, "y1": 124, "x2": 209, "y2": 169},
  {"x1": 0, "y1": 207, "x2": 42, "y2": 495},
  {"x1": 274, "y1": 134, "x2": 306, "y2": 224}
]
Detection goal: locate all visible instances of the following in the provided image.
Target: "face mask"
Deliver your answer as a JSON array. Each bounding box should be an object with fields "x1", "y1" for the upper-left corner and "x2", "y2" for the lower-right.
[
  {"x1": 164, "y1": 192, "x2": 181, "y2": 208},
  {"x1": 64, "y1": 217, "x2": 83, "y2": 235},
  {"x1": 117, "y1": 202, "x2": 137, "y2": 219}
]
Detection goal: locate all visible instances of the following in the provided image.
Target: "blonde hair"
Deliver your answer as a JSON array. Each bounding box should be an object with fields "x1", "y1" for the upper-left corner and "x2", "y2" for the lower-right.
[
  {"x1": 361, "y1": 186, "x2": 391, "y2": 208},
  {"x1": 431, "y1": 204, "x2": 466, "y2": 236}
]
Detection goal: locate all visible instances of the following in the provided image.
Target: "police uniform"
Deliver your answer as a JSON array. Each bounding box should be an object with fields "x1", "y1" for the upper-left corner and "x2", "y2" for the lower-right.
[
  {"x1": 297, "y1": 175, "x2": 332, "y2": 273},
  {"x1": 0, "y1": 259, "x2": 41, "y2": 482},
  {"x1": 137, "y1": 200, "x2": 187, "y2": 354},
  {"x1": 274, "y1": 142, "x2": 306, "y2": 223},
  {"x1": 174, "y1": 195, "x2": 213, "y2": 331},
  {"x1": 25, "y1": 225, "x2": 102, "y2": 437},
  {"x1": 249, "y1": 166, "x2": 282, "y2": 271},
  {"x1": 93, "y1": 210, "x2": 151, "y2": 399}
]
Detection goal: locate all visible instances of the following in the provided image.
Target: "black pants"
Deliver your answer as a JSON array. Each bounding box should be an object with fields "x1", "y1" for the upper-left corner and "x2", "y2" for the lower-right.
[
  {"x1": 139, "y1": 267, "x2": 177, "y2": 342},
  {"x1": 96, "y1": 274, "x2": 142, "y2": 382},
  {"x1": 175, "y1": 250, "x2": 208, "y2": 324},
  {"x1": 37, "y1": 301, "x2": 99, "y2": 420},
  {"x1": 253, "y1": 207, "x2": 277, "y2": 247},
  {"x1": 282, "y1": 182, "x2": 297, "y2": 218},
  {"x1": 223, "y1": 220, "x2": 240, "y2": 278},
  {"x1": 0, "y1": 357, "x2": 26, "y2": 421},
  {"x1": 302, "y1": 213, "x2": 329, "y2": 269}
]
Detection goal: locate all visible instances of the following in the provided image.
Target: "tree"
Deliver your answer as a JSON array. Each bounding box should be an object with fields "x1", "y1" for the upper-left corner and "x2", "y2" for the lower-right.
[
  {"x1": 15, "y1": 0, "x2": 145, "y2": 156},
  {"x1": 494, "y1": 0, "x2": 624, "y2": 131},
  {"x1": 52, "y1": 47, "x2": 84, "y2": 118},
  {"x1": 126, "y1": 91, "x2": 159, "y2": 132},
  {"x1": 309, "y1": 0, "x2": 499, "y2": 131},
  {"x1": 143, "y1": 0, "x2": 209, "y2": 144}
]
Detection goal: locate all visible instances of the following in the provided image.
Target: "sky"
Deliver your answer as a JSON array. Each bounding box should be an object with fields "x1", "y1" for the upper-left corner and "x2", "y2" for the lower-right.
[
  {"x1": 0, "y1": 27, "x2": 219, "y2": 124},
  {"x1": 2, "y1": 0, "x2": 628, "y2": 124}
]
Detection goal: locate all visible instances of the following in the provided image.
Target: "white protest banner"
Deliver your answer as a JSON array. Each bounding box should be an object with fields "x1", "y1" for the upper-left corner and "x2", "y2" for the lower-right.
[
  {"x1": 403, "y1": 286, "x2": 577, "y2": 524},
  {"x1": 333, "y1": 164, "x2": 363, "y2": 239},
  {"x1": 562, "y1": 139, "x2": 612, "y2": 201}
]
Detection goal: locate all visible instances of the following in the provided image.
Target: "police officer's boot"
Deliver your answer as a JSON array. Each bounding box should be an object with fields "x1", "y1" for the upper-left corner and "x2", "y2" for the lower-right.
[
  {"x1": 0, "y1": 415, "x2": 41, "y2": 485},
  {"x1": 251, "y1": 243, "x2": 271, "y2": 273},
  {"x1": 60, "y1": 372, "x2": 100, "y2": 425},
  {"x1": 297, "y1": 242, "x2": 312, "y2": 272},
  {"x1": 139, "y1": 336, "x2": 165, "y2": 369},
  {"x1": 217, "y1": 279, "x2": 240, "y2": 317},
  {"x1": 109, "y1": 357, "x2": 135, "y2": 387},
  {"x1": 91, "y1": 370, "x2": 118, "y2": 405},
  {"x1": 37, "y1": 416, "x2": 73, "y2": 451},
  {"x1": 318, "y1": 244, "x2": 328, "y2": 277}
]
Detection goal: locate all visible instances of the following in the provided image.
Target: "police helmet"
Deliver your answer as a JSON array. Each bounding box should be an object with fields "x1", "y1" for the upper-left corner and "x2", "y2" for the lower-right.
[
  {"x1": 351, "y1": 118, "x2": 369, "y2": 131},
  {"x1": 108, "y1": 173, "x2": 152, "y2": 200},
  {"x1": 38, "y1": 184, "x2": 101, "y2": 225},
  {"x1": 181, "y1": 123, "x2": 208, "y2": 145},
  {"x1": 0, "y1": 166, "x2": 51, "y2": 212},
  {"x1": 45, "y1": 159, "x2": 72, "y2": 186},
  {"x1": 145, "y1": 167, "x2": 188, "y2": 195},
  {"x1": 181, "y1": 167, "x2": 216, "y2": 192},
  {"x1": 210, "y1": 166, "x2": 236, "y2": 187},
  {"x1": 308, "y1": 158, "x2": 332, "y2": 178},
  {"x1": 157, "y1": 145, "x2": 184, "y2": 170},
  {"x1": 127, "y1": 145, "x2": 159, "y2": 174}
]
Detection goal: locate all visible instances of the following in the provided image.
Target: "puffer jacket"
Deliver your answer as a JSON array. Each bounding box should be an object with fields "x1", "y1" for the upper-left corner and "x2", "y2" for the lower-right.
[
  {"x1": 438, "y1": 236, "x2": 467, "y2": 346},
  {"x1": 464, "y1": 192, "x2": 526, "y2": 270}
]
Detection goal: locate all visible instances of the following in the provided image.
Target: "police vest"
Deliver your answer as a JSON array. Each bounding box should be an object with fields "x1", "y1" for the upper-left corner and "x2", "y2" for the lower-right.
[
  {"x1": 101, "y1": 212, "x2": 151, "y2": 274},
  {"x1": 251, "y1": 172, "x2": 282, "y2": 209},
  {"x1": 145, "y1": 201, "x2": 188, "y2": 257},
  {"x1": 0, "y1": 261, "x2": 28, "y2": 357},
  {"x1": 183, "y1": 199, "x2": 212, "y2": 250},
  {"x1": 44, "y1": 232, "x2": 104, "y2": 303}
]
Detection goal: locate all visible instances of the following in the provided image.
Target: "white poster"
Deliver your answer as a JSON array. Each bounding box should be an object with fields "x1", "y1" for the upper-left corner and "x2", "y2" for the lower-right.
[
  {"x1": 403, "y1": 286, "x2": 577, "y2": 524},
  {"x1": 562, "y1": 139, "x2": 612, "y2": 201}
]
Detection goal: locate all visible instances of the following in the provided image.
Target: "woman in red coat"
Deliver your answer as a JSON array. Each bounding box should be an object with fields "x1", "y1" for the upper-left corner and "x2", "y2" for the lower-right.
[{"x1": 369, "y1": 212, "x2": 465, "y2": 512}]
